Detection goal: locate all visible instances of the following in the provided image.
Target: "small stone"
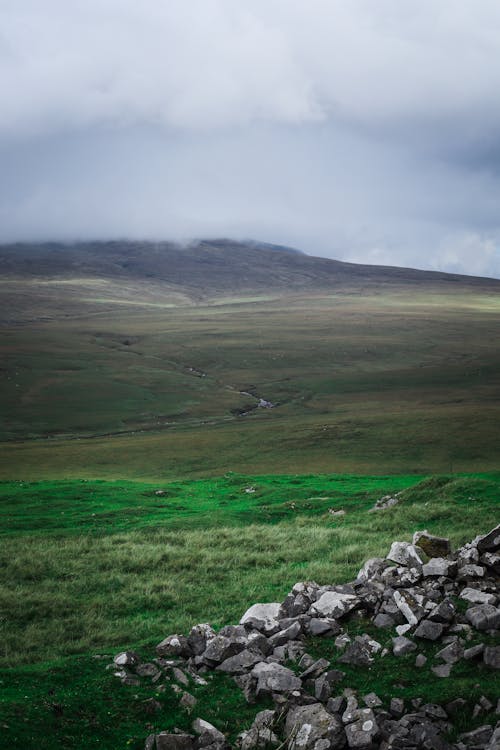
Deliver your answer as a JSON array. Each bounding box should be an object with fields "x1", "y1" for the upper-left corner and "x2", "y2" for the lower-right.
[
  {"x1": 432, "y1": 664, "x2": 452, "y2": 678},
  {"x1": 464, "y1": 643, "x2": 484, "y2": 660},
  {"x1": 435, "y1": 640, "x2": 464, "y2": 664},
  {"x1": 300, "y1": 657, "x2": 330, "y2": 679},
  {"x1": 180, "y1": 692, "x2": 197, "y2": 711},
  {"x1": 252, "y1": 661, "x2": 302, "y2": 695},
  {"x1": 172, "y1": 667, "x2": 189, "y2": 686},
  {"x1": 386, "y1": 541, "x2": 424, "y2": 567},
  {"x1": 373, "y1": 613, "x2": 395, "y2": 629},
  {"x1": 392, "y1": 636, "x2": 417, "y2": 656},
  {"x1": 156, "y1": 635, "x2": 191, "y2": 658},
  {"x1": 113, "y1": 650, "x2": 141, "y2": 667},
  {"x1": 389, "y1": 698, "x2": 405, "y2": 718},
  {"x1": 483, "y1": 645, "x2": 500, "y2": 669},
  {"x1": 154, "y1": 733, "x2": 195, "y2": 750},
  {"x1": 458, "y1": 564, "x2": 486, "y2": 580},
  {"x1": 459, "y1": 725, "x2": 493, "y2": 746},
  {"x1": 427, "y1": 599, "x2": 456, "y2": 623},
  {"x1": 415, "y1": 653, "x2": 427, "y2": 667},
  {"x1": 363, "y1": 692, "x2": 382, "y2": 708}
]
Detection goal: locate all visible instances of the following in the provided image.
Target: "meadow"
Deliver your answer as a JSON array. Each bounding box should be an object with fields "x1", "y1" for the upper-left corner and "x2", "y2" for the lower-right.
[
  {"x1": 2, "y1": 287, "x2": 500, "y2": 479},
  {"x1": 1, "y1": 253, "x2": 500, "y2": 748},
  {"x1": 1, "y1": 472, "x2": 499, "y2": 749}
]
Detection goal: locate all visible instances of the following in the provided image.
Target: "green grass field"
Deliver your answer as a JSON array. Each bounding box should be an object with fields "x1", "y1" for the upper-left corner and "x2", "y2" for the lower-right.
[
  {"x1": 1, "y1": 472, "x2": 499, "y2": 748},
  {"x1": 1, "y1": 252, "x2": 500, "y2": 748},
  {"x1": 2, "y1": 289, "x2": 500, "y2": 479}
]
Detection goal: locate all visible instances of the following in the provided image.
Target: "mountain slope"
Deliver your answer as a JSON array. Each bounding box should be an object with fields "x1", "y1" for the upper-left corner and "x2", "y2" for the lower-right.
[{"x1": 1, "y1": 239, "x2": 499, "y2": 302}]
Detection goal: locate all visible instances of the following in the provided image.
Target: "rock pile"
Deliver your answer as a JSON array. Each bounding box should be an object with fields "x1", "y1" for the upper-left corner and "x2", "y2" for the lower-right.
[{"x1": 111, "y1": 525, "x2": 500, "y2": 750}]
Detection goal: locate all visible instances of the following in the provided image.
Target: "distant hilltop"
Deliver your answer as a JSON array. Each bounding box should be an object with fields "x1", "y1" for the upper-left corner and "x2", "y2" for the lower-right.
[{"x1": 1, "y1": 238, "x2": 500, "y2": 301}]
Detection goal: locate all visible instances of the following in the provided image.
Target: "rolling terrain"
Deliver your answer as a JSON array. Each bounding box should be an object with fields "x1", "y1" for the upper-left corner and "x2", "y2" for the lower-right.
[{"x1": 1, "y1": 239, "x2": 500, "y2": 477}]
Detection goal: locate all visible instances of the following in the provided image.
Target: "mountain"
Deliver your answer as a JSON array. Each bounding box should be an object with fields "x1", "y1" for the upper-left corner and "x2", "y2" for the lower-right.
[{"x1": 1, "y1": 238, "x2": 499, "y2": 324}]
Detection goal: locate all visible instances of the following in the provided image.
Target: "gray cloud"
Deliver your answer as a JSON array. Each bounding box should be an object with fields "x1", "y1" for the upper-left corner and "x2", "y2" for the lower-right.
[{"x1": 1, "y1": 1, "x2": 500, "y2": 276}]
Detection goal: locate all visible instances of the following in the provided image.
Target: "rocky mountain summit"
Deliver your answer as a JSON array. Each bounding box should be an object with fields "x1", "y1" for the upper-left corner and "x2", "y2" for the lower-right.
[{"x1": 112, "y1": 525, "x2": 500, "y2": 750}]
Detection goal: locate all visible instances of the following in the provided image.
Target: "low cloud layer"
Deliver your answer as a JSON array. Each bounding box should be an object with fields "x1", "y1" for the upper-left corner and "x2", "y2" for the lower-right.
[{"x1": 1, "y1": 1, "x2": 500, "y2": 277}]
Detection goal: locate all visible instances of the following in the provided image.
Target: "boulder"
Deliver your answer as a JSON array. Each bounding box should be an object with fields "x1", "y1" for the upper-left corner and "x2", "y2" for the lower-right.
[
  {"x1": 285, "y1": 703, "x2": 346, "y2": 750},
  {"x1": 422, "y1": 558, "x2": 457, "y2": 578},
  {"x1": 240, "y1": 603, "x2": 281, "y2": 634},
  {"x1": 114, "y1": 651, "x2": 140, "y2": 667},
  {"x1": 460, "y1": 587, "x2": 497, "y2": 606},
  {"x1": 465, "y1": 604, "x2": 500, "y2": 631},
  {"x1": 392, "y1": 636, "x2": 417, "y2": 656},
  {"x1": 153, "y1": 733, "x2": 195, "y2": 750},
  {"x1": 344, "y1": 709, "x2": 378, "y2": 748},
  {"x1": 216, "y1": 649, "x2": 262, "y2": 674},
  {"x1": 311, "y1": 591, "x2": 359, "y2": 619},
  {"x1": 483, "y1": 645, "x2": 500, "y2": 669},
  {"x1": 192, "y1": 718, "x2": 226, "y2": 745},
  {"x1": 202, "y1": 635, "x2": 246, "y2": 666},
  {"x1": 414, "y1": 619, "x2": 444, "y2": 641},
  {"x1": 188, "y1": 624, "x2": 216, "y2": 656},
  {"x1": 386, "y1": 541, "x2": 424, "y2": 568},
  {"x1": 251, "y1": 661, "x2": 302, "y2": 695},
  {"x1": 240, "y1": 710, "x2": 279, "y2": 750},
  {"x1": 156, "y1": 634, "x2": 191, "y2": 658},
  {"x1": 434, "y1": 639, "x2": 464, "y2": 664},
  {"x1": 413, "y1": 531, "x2": 451, "y2": 558},
  {"x1": 476, "y1": 523, "x2": 500, "y2": 553},
  {"x1": 393, "y1": 590, "x2": 425, "y2": 625}
]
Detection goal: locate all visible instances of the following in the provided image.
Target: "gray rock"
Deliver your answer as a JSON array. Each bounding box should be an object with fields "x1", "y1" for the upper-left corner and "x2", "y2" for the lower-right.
[
  {"x1": 357, "y1": 557, "x2": 390, "y2": 582},
  {"x1": 285, "y1": 703, "x2": 345, "y2": 750},
  {"x1": 386, "y1": 541, "x2": 424, "y2": 568},
  {"x1": 114, "y1": 651, "x2": 140, "y2": 667},
  {"x1": 393, "y1": 590, "x2": 425, "y2": 625},
  {"x1": 483, "y1": 645, "x2": 500, "y2": 668},
  {"x1": 311, "y1": 591, "x2": 359, "y2": 619},
  {"x1": 136, "y1": 662, "x2": 161, "y2": 679},
  {"x1": 460, "y1": 587, "x2": 496, "y2": 605},
  {"x1": 363, "y1": 693, "x2": 382, "y2": 708},
  {"x1": 192, "y1": 718, "x2": 226, "y2": 745},
  {"x1": 240, "y1": 710, "x2": 279, "y2": 750},
  {"x1": 179, "y1": 692, "x2": 197, "y2": 711},
  {"x1": 156, "y1": 634, "x2": 191, "y2": 658},
  {"x1": 154, "y1": 733, "x2": 195, "y2": 750},
  {"x1": 431, "y1": 663, "x2": 452, "y2": 677},
  {"x1": 314, "y1": 674, "x2": 332, "y2": 703},
  {"x1": 216, "y1": 649, "x2": 262, "y2": 674},
  {"x1": 202, "y1": 635, "x2": 246, "y2": 666},
  {"x1": 327, "y1": 696, "x2": 347, "y2": 715},
  {"x1": 435, "y1": 639, "x2": 464, "y2": 664},
  {"x1": 392, "y1": 636, "x2": 417, "y2": 656},
  {"x1": 344, "y1": 709, "x2": 378, "y2": 748},
  {"x1": 300, "y1": 657, "x2": 330, "y2": 680},
  {"x1": 414, "y1": 619, "x2": 444, "y2": 641},
  {"x1": 415, "y1": 653, "x2": 427, "y2": 667},
  {"x1": 187, "y1": 624, "x2": 216, "y2": 656},
  {"x1": 308, "y1": 618, "x2": 341, "y2": 637},
  {"x1": 339, "y1": 636, "x2": 381, "y2": 666},
  {"x1": 464, "y1": 643, "x2": 484, "y2": 660},
  {"x1": 389, "y1": 698, "x2": 405, "y2": 718},
  {"x1": 422, "y1": 558, "x2": 457, "y2": 578},
  {"x1": 240, "y1": 603, "x2": 281, "y2": 634},
  {"x1": 465, "y1": 604, "x2": 500, "y2": 631},
  {"x1": 251, "y1": 661, "x2": 302, "y2": 694},
  {"x1": 172, "y1": 667, "x2": 189, "y2": 686},
  {"x1": 486, "y1": 726, "x2": 500, "y2": 750},
  {"x1": 457, "y1": 564, "x2": 486, "y2": 580},
  {"x1": 268, "y1": 621, "x2": 302, "y2": 648},
  {"x1": 476, "y1": 523, "x2": 500, "y2": 553},
  {"x1": 427, "y1": 599, "x2": 456, "y2": 623},
  {"x1": 413, "y1": 531, "x2": 451, "y2": 558},
  {"x1": 459, "y1": 725, "x2": 493, "y2": 746},
  {"x1": 373, "y1": 613, "x2": 395, "y2": 629}
]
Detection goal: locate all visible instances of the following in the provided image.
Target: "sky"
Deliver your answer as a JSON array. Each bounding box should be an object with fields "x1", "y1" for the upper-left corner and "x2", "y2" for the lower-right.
[{"x1": 1, "y1": 1, "x2": 500, "y2": 277}]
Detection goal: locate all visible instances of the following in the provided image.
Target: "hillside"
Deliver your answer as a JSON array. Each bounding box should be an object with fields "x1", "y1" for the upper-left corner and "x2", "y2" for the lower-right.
[{"x1": 1, "y1": 239, "x2": 500, "y2": 322}]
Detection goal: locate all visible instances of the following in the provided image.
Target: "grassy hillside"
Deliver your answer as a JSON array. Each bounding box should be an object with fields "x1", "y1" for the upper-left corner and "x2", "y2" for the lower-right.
[
  {"x1": 1, "y1": 472, "x2": 499, "y2": 749},
  {"x1": 2, "y1": 288, "x2": 500, "y2": 478}
]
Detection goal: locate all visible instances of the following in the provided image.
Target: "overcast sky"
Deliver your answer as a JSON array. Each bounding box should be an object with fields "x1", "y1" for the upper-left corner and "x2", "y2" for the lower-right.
[{"x1": 1, "y1": 1, "x2": 500, "y2": 277}]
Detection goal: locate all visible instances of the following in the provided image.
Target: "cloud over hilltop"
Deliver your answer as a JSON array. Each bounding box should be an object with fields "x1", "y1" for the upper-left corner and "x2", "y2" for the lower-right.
[{"x1": 1, "y1": 1, "x2": 500, "y2": 276}]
